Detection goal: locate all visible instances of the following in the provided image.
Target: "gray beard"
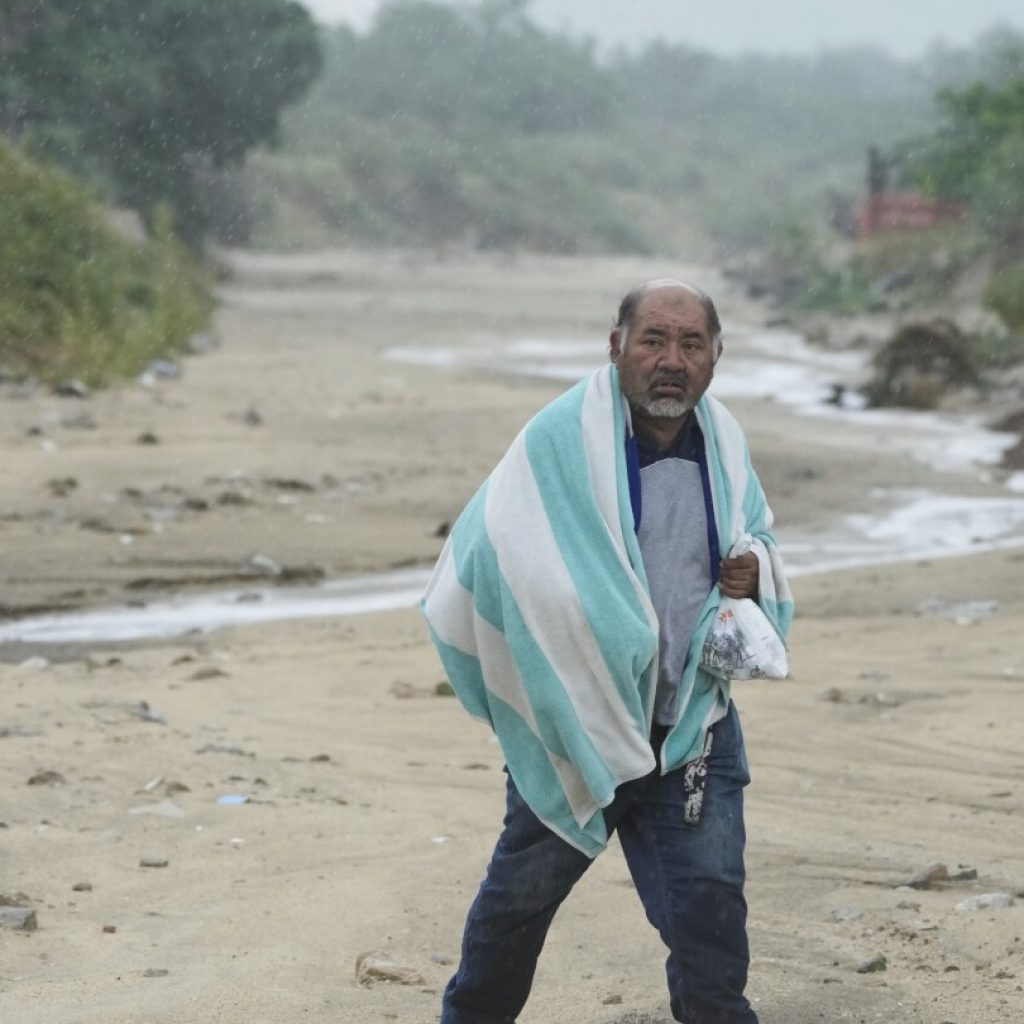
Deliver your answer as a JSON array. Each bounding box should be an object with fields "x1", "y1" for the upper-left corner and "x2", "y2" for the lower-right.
[{"x1": 638, "y1": 395, "x2": 693, "y2": 418}]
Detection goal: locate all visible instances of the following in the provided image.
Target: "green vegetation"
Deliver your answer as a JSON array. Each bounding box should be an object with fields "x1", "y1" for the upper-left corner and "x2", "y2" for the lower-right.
[
  {"x1": 985, "y1": 261, "x2": 1024, "y2": 335},
  {"x1": 1, "y1": 0, "x2": 322, "y2": 244},
  {"x1": 0, "y1": 142, "x2": 211, "y2": 386},
  {"x1": 238, "y1": 0, "x2": 937, "y2": 255}
]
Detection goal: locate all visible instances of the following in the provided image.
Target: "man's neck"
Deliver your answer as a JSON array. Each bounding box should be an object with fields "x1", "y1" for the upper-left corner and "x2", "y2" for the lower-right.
[{"x1": 631, "y1": 407, "x2": 693, "y2": 452}]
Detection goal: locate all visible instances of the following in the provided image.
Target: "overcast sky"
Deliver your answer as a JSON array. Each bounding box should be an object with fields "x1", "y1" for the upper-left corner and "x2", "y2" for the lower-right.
[{"x1": 299, "y1": 0, "x2": 1024, "y2": 58}]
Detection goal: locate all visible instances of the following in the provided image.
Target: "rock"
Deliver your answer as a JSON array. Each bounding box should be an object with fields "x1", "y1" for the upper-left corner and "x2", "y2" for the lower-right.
[
  {"x1": 102, "y1": 924, "x2": 117, "y2": 933},
  {"x1": 54, "y1": 378, "x2": 89, "y2": 398},
  {"x1": 355, "y1": 950, "x2": 425, "y2": 987},
  {"x1": 18, "y1": 656, "x2": 50, "y2": 671},
  {"x1": 139, "y1": 855, "x2": 170, "y2": 868},
  {"x1": 243, "y1": 407, "x2": 263, "y2": 427},
  {"x1": 951, "y1": 868, "x2": 978, "y2": 881},
  {"x1": 901, "y1": 863, "x2": 949, "y2": 890},
  {"x1": 264, "y1": 476, "x2": 316, "y2": 492},
  {"x1": 136, "y1": 432, "x2": 160, "y2": 445},
  {"x1": 72, "y1": 882, "x2": 93, "y2": 892},
  {"x1": 832, "y1": 906, "x2": 864, "y2": 922},
  {"x1": 189, "y1": 667, "x2": 229, "y2": 681},
  {"x1": 309, "y1": 754, "x2": 331, "y2": 763},
  {"x1": 819, "y1": 687, "x2": 847, "y2": 703},
  {"x1": 129, "y1": 701, "x2": 167, "y2": 725},
  {"x1": 46, "y1": 476, "x2": 78, "y2": 497},
  {"x1": 434, "y1": 681, "x2": 455, "y2": 697},
  {"x1": 955, "y1": 893, "x2": 1015, "y2": 912},
  {"x1": 856, "y1": 953, "x2": 887, "y2": 974},
  {"x1": 0, "y1": 906, "x2": 37, "y2": 931},
  {"x1": 603, "y1": 994, "x2": 624, "y2": 1005},
  {"x1": 248, "y1": 552, "x2": 282, "y2": 576},
  {"x1": 142, "y1": 968, "x2": 169, "y2": 978},
  {"x1": 27, "y1": 769, "x2": 66, "y2": 786},
  {"x1": 195, "y1": 742, "x2": 251, "y2": 757},
  {"x1": 865, "y1": 320, "x2": 979, "y2": 410}
]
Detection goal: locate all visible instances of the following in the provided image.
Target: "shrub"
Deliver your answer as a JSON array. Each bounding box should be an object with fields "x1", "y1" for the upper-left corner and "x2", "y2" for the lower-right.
[{"x1": 0, "y1": 142, "x2": 211, "y2": 385}]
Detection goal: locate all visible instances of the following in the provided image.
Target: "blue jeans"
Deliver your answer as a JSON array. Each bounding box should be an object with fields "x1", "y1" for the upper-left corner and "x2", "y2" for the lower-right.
[{"x1": 441, "y1": 701, "x2": 756, "y2": 1024}]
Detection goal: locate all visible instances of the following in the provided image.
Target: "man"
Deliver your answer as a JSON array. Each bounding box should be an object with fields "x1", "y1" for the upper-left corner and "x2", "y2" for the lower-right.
[{"x1": 422, "y1": 280, "x2": 793, "y2": 1024}]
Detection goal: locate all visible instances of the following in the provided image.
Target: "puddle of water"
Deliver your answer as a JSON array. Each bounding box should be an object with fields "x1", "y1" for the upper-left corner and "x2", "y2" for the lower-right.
[
  {"x1": 4, "y1": 488, "x2": 1023, "y2": 646},
  {"x1": 0, "y1": 569, "x2": 432, "y2": 646},
  {"x1": 387, "y1": 331, "x2": 1018, "y2": 474},
  {"x1": 5, "y1": 331, "x2": 1020, "y2": 647}
]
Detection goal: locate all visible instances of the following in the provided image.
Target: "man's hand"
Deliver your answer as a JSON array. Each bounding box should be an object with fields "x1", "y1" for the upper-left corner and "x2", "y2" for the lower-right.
[{"x1": 719, "y1": 552, "x2": 759, "y2": 599}]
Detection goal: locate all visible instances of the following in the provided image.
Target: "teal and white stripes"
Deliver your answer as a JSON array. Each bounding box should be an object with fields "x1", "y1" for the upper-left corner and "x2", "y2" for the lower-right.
[{"x1": 423, "y1": 364, "x2": 792, "y2": 856}]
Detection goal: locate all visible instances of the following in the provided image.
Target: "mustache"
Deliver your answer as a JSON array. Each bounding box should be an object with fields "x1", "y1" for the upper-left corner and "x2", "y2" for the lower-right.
[{"x1": 650, "y1": 372, "x2": 688, "y2": 387}]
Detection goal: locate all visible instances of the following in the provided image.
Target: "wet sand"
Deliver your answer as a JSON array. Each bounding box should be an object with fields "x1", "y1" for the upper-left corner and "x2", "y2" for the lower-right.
[{"x1": 1, "y1": 249, "x2": 1022, "y2": 1023}]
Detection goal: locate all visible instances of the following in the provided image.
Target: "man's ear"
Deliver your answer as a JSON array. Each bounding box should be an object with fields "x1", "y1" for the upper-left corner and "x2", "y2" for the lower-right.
[
  {"x1": 713, "y1": 337, "x2": 724, "y2": 366},
  {"x1": 609, "y1": 329, "x2": 622, "y2": 361}
]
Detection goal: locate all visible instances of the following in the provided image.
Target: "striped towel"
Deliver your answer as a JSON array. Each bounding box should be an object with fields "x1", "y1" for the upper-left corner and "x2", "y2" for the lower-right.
[{"x1": 422, "y1": 364, "x2": 793, "y2": 856}]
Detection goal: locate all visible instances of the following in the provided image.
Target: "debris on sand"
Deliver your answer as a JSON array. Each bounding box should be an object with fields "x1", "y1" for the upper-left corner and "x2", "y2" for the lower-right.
[
  {"x1": 899, "y1": 862, "x2": 949, "y2": 890},
  {"x1": 0, "y1": 906, "x2": 37, "y2": 931},
  {"x1": 955, "y1": 893, "x2": 1015, "y2": 912},
  {"x1": 856, "y1": 952, "x2": 887, "y2": 973},
  {"x1": 865, "y1": 319, "x2": 978, "y2": 409},
  {"x1": 355, "y1": 950, "x2": 425, "y2": 987}
]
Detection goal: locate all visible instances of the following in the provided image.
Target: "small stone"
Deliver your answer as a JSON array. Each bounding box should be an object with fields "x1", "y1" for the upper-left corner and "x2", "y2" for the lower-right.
[
  {"x1": 136, "y1": 432, "x2": 159, "y2": 445},
  {"x1": 129, "y1": 701, "x2": 167, "y2": 725},
  {"x1": 139, "y1": 855, "x2": 169, "y2": 869},
  {"x1": 434, "y1": 681, "x2": 455, "y2": 697},
  {"x1": 142, "y1": 968, "x2": 169, "y2": 978},
  {"x1": 819, "y1": 687, "x2": 846, "y2": 703},
  {"x1": 71, "y1": 882, "x2": 93, "y2": 892},
  {"x1": 309, "y1": 753, "x2": 331, "y2": 763},
  {"x1": 189, "y1": 667, "x2": 229, "y2": 681},
  {"x1": 832, "y1": 906, "x2": 863, "y2": 922},
  {"x1": 195, "y1": 742, "x2": 251, "y2": 757},
  {"x1": 602, "y1": 994, "x2": 624, "y2": 1005},
  {"x1": 856, "y1": 953, "x2": 887, "y2": 974},
  {"x1": 355, "y1": 951, "x2": 425, "y2": 987},
  {"x1": 950, "y1": 868, "x2": 978, "y2": 881},
  {"x1": 102, "y1": 924, "x2": 116, "y2": 934},
  {"x1": 28, "y1": 769, "x2": 65, "y2": 786},
  {"x1": 0, "y1": 906, "x2": 37, "y2": 931},
  {"x1": 901, "y1": 863, "x2": 949, "y2": 889},
  {"x1": 955, "y1": 893, "x2": 1015, "y2": 912},
  {"x1": 243, "y1": 407, "x2": 263, "y2": 426},
  {"x1": 54, "y1": 378, "x2": 89, "y2": 398}
]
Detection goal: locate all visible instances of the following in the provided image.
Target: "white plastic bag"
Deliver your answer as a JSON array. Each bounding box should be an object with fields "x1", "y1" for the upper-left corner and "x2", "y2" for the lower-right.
[{"x1": 700, "y1": 536, "x2": 788, "y2": 680}]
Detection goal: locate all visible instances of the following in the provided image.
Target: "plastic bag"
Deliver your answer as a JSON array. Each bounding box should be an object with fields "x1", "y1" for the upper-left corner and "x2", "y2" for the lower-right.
[
  {"x1": 700, "y1": 596, "x2": 788, "y2": 680},
  {"x1": 700, "y1": 536, "x2": 788, "y2": 680}
]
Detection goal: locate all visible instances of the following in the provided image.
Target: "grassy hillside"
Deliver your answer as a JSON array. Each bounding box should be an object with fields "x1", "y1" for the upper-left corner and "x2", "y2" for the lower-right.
[
  {"x1": 226, "y1": 4, "x2": 940, "y2": 256},
  {"x1": 0, "y1": 141, "x2": 211, "y2": 386}
]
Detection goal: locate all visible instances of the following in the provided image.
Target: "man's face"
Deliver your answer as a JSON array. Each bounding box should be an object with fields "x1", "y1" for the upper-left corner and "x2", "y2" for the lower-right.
[{"x1": 610, "y1": 287, "x2": 719, "y2": 419}]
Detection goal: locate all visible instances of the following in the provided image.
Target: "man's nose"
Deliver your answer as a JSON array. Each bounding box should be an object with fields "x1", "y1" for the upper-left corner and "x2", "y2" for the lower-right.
[{"x1": 658, "y1": 342, "x2": 686, "y2": 368}]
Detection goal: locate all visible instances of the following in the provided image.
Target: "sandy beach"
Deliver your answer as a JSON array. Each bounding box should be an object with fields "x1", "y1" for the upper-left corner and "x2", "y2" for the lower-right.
[{"x1": 2, "y1": 249, "x2": 1023, "y2": 1024}]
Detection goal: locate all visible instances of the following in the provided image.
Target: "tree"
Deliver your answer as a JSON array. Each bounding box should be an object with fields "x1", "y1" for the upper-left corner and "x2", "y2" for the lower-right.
[
  {"x1": 908, "y1": 73, "x2": 1024, "y2": 259},
  {"x1": 3, "y1": 0, "x2": 322, "y2": 242}
]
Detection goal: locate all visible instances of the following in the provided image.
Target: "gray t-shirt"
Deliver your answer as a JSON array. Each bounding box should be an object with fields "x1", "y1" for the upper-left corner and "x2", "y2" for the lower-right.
[{"x1": 636, "y1": 456, "x2": 713, "y2": 726}]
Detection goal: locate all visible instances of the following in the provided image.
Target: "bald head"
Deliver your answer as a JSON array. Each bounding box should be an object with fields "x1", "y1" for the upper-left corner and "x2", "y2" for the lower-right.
[{"x1": 614, "y1": 280, "x2": 722, "y2": 352}]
